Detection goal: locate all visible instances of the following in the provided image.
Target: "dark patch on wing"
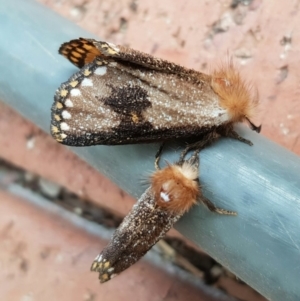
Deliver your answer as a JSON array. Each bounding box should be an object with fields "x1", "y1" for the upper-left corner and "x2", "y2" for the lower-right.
[
  {"x1": 102, "y1": 84, "x2": 151, "y2": 115},
  {"x1": 100, "y1": 84, "x2": 153, "y2": 132}
]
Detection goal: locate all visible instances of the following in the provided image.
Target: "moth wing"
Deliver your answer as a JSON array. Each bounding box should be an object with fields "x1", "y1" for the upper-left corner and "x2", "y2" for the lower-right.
[
  {"x1": 51, "y1": 57, "x2": 229, "y2": 146},
  {"x1": 91, "y1": 188, "x2": 180, "y2": 283},
  {"x1": 89, "y1": 39, "x2": 211, "y2": 82},
  {"x1": 59, "y1": 38, "x2": 210, "y2": 80}
]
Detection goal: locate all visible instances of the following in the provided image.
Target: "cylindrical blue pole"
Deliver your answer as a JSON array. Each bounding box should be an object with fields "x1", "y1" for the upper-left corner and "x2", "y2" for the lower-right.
[{"x1": 0, "y1": 1, "x2": 299, "y2": 300}]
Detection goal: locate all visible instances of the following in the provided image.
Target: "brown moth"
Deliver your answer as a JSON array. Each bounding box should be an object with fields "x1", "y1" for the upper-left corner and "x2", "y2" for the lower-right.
[
  {"x1": 90, "y1": 151, "x2": 236, "y2": 283},
  {"x1": 51, "y1": 38, "x2": 260, "y2": 148}
]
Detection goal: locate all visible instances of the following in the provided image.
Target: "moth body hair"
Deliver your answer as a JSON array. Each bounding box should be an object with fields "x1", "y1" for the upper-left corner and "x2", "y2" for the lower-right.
[
  {"x1": 210, "y1": 62, "x2": 259, "y2": 124},
  {"x1": 151, "y1": 161, "x2": 200, "y2": 214}
]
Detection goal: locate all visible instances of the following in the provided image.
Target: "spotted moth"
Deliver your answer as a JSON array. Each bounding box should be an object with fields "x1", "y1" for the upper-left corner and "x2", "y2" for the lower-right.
[
  {"x1": 51, "y1": 38, "x2": 260, "y2": 147},
  {"x1": 90, "y1": 151, "x2": 236, "y2": 283}
]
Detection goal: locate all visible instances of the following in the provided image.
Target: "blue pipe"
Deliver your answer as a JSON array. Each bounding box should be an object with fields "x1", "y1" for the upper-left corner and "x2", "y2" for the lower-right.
[{"x1": 0, "y1": 1, "x2": 299, "y2": 300}]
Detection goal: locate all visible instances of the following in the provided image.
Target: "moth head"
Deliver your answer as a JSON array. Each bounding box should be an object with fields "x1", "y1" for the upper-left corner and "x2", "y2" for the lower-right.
[
  {"x1": 151, "y1": 162, "x2": 200, "y2": 214},
  {"x1": 211, "y1": 62, "x2": 261, "y2": 133}
]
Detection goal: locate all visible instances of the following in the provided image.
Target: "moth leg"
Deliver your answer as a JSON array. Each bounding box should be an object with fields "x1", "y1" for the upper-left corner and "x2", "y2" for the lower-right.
[
  {"x1": 186, "y1": 149, "x2": 200, "y2": 167},
  {"x1": 155, "y1": 142, "x2": 166, "y2": 170},
  {"x1": 226, "y1": 130, "x2": 253, "y2": 146},
  {"x1": 217, "y1": 125, "x2": 253, "y2": 146},
  {"x1": 200, "y1": 196, "x2": 237, "y2": 216},
  {"x1": 178, "y1": 132, "x2": 219, "y2": 164},
  {"x1": 179, "y1": 144, "x2": 199, "y2": 165}
]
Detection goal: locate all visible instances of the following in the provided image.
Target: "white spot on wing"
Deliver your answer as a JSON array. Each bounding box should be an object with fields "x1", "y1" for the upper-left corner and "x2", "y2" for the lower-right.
[
  {"x1": 94, "y1": 66, "x2": 107, "y2": 76},
  {"x1": 60, "y1": 122, "x2": 70, "y2": 131},
  {"x1": 64, "y1": 99, "x2": 73, "y2": 107},
  {"x1": 81, "y1": 78, "x2": 93, "y2": 86},
  {"x1": 70, "y1": 89, "x2": 81, "y2": 96},
  {"x1": 62, "y1": 110, "x2": 71, "y2": 119}
]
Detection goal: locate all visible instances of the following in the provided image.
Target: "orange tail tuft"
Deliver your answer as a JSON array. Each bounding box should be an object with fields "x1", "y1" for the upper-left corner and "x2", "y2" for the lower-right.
[{"x1": 211, "y1": 62, "x2": 259, "y2": 124}]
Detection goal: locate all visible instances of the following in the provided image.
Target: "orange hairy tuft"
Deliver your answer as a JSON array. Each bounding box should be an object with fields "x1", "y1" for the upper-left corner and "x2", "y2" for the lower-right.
[
  {"x1": 211, "y1": 62, "x2": 259, "y2": 123},
  {"x1": 151, "y1": 162, "x2": 200, "y2": 214}
]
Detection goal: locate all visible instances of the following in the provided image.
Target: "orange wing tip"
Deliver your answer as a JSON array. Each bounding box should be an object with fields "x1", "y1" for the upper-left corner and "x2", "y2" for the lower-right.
[
  {"x1": 58, "y1": 38, "x2": 104, "y2": 67},
  {"x1": 211, "y1": 62, "x2": 259, "y2": 124},
  {"x1": 151, "y1": 162, "x2": 199, "y2": 214}
]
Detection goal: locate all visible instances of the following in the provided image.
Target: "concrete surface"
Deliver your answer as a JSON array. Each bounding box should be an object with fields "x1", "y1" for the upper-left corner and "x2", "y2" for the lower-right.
[{"x1": 0, "y1": 189, "x2": 231, "y2": 301}]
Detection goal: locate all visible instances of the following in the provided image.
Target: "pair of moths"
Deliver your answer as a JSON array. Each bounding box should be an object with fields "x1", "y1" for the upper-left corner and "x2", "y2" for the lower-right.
[{"x1": 51, "y1": 38, "x2": 260, "y2": 283}]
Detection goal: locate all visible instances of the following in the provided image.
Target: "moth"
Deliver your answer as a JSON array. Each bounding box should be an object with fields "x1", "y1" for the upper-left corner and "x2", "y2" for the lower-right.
[
  {"x1": 51, "y1": 38, "x2": 260, "y2": 148},
  {"x1": 90, "y1": 151, "x2": 236, "y2": 283}
]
